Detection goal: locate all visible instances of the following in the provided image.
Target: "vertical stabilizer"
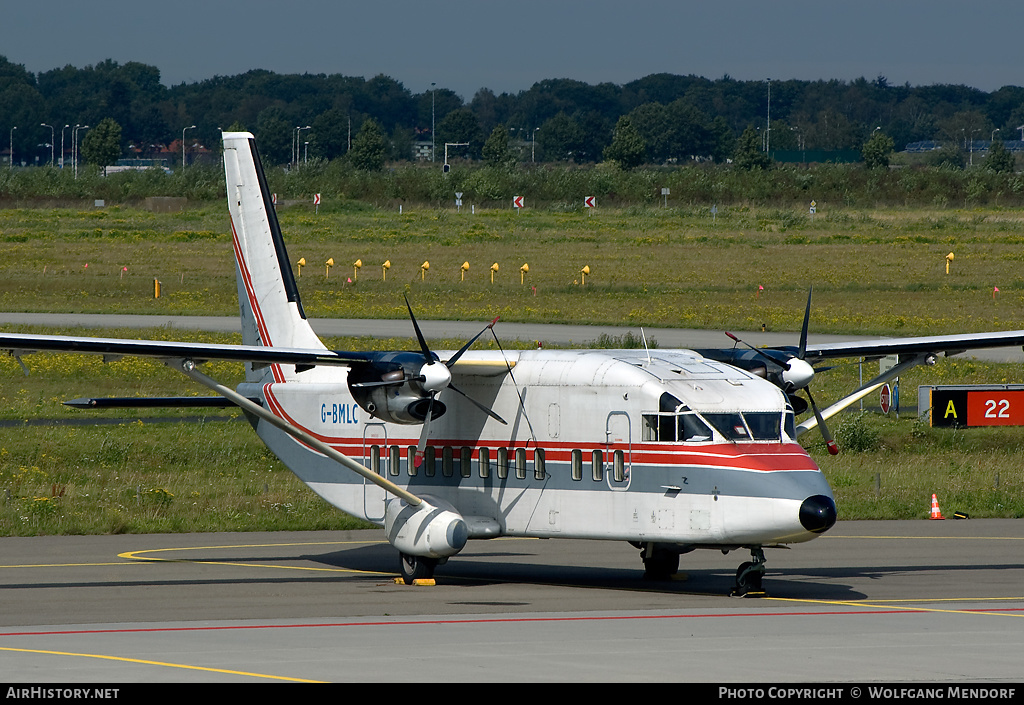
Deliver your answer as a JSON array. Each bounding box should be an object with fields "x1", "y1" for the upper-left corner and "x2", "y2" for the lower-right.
[{"x1": 222, "y1": 132, "x2": 326, "y2": 381}]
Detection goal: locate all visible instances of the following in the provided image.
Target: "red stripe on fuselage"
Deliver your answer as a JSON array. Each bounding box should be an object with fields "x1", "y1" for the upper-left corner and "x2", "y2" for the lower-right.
[
  {"x1": 230, "y1": 217, "x2": 284, "y2": 383},
  {"x1": 259, "y1": 385, "x2": 817, "y2": 473}
]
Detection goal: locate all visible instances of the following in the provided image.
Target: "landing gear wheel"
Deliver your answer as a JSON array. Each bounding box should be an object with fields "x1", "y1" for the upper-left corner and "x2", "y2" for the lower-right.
[
  {"x1": 640, "y1": 543, "x2": 680, "y2": 581},
  {"x1": 730, "y1": 548, "x2": 767, "y2": 597},
  {"x1": 399, "y1": 553, "x2": 437, "y2": 585}
]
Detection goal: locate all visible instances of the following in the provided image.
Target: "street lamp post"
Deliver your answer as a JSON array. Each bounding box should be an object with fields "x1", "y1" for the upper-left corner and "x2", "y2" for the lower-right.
[
  {"x1": 60, "y1": 124, "x2": 69, "y2": 168},
  {"x1": 298, "y1": 126, "x2": 310, "y2": 167},
  {"x1": 766, "y1": 78, "x2": 771, "y2": 153},
  {"x1": 73, "y1": 125, "x2": 89, "y2": 179},
  {"x1": 183, "y1": 125, "x2": 196, "y2": 169},
  {"x1": 292, "y1": 126, "x2": 310, "y2": 167},
  {"x1": 8, "y1": 126, "x2": 15, "y2": 169},
  {"x1": 532, "y1": 127, "x2": 539, "y2": 163},
  {"x1": 41, "y1": 123, "x2": 54, "y2": 166},
  {"x1": 431, "y1": 82, "x2": 436, "y2": 162}
]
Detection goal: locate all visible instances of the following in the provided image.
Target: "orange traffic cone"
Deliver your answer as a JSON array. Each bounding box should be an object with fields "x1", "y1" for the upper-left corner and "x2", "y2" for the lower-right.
[{"x1": 930, "y1": 493, "x2": 945, "y2": 520}]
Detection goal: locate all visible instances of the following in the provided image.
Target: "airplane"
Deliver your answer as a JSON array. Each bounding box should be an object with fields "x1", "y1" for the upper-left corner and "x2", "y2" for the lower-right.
[{"x1": 4, "y1": 131, "x2": 1024, "y2": 597}]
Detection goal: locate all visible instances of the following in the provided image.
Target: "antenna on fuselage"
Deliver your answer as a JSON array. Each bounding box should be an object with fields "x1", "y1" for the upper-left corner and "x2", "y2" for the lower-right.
[
  {"x1": 641, "y1": 327, "x2": 652, "y2": 365},
  {"x1": 489, "y1": 324, "x2": 538, "y2": 447}
]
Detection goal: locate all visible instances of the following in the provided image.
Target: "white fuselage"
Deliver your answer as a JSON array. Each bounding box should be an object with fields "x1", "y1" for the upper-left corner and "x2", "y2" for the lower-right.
[{"x1": 240, "y1": 347, "x2": 834, "y2": 549}]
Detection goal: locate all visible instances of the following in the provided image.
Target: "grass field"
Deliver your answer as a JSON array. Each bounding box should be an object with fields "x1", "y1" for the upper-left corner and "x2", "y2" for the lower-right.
[{"x1": 1, "y1": 202, "x2": 1023, "y2": 534}]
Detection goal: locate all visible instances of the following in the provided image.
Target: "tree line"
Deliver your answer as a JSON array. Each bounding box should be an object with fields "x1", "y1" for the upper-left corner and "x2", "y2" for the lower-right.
[{"x1": 2, "y1": 54, "x2": 1023, "y2": 170}]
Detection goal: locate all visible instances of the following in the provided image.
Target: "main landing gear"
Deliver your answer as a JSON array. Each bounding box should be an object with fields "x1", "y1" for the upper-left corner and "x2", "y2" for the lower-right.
[
  {"x1": 730, "y1": 546, "x2": 767, "y2": 598},
  {"x1": 639, "y1": 542, "x2": 680, "y2": 581},
  {"x1": 399, "y1": 553, "x2": 438, "y2": 585}
]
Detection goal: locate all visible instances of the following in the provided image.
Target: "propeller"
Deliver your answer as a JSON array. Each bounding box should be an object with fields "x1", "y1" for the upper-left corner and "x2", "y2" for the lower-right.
[
  {"x1": 351, "y1": 296, "x2": 505, "y2": 466},
  {"x1": 403, "y1": 295, "x2": 507, "y2": 464},
  {"x1": 726, "y1": 288, "x2": 838, "y2": 454}
]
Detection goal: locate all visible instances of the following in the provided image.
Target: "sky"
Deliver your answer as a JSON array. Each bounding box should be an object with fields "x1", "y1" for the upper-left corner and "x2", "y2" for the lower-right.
[{"x1": 6, "y1": 1, "x2": 1024, "y2": 100}]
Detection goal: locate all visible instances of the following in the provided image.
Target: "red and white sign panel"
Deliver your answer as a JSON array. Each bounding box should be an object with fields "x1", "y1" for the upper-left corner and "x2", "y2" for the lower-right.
[
  {"x1": 931, "y1": 388, "x2": 1024, "y2": 427},
  {"x1": 585, "y1": 196, "x2": 596, "y2": 208},
  {"x1": 966, "y1": 390, "x2": 1024, "y2": 426},
  {"x1": 313, "y1": 194, "x2": 321, "y2": 205},
  {"x1": 513, "y1": 196, "x2": 524, "y2": 209}
]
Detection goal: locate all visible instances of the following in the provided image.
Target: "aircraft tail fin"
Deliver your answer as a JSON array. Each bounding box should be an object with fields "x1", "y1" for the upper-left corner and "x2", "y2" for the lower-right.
[{"x1": 222, "y1": 132, "x2": 326, "y2": 381}]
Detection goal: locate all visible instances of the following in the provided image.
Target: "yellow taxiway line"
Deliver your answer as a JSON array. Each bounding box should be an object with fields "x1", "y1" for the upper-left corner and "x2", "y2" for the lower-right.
[{"x1": 0, "y1": 646, "x2": 323, "y2": 682}]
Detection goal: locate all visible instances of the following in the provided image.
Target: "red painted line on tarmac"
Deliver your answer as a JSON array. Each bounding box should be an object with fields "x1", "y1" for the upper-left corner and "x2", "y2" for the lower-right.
[{"x1": 7, "y1": 606, "x2": 1024, "y2": 638}]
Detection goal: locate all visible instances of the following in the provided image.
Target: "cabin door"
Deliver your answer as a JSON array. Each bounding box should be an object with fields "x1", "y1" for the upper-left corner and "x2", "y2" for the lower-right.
[
  {"x1": 605, "y1": 411, "x2": 632, "y2": 491},
  {"x1": 362, "y1": 423, "x2": 388, "y2": 522}
]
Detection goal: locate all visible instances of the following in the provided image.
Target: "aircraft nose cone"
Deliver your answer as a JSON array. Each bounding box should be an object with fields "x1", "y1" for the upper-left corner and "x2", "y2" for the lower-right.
[{"x1": 799, "y1": 494, "x2": 837, "y2": 534}]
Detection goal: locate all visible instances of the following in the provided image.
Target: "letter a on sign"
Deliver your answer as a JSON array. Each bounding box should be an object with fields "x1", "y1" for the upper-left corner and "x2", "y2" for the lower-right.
[{"x1": 944, "y1": 399, "x2": 958, "y2": 419}]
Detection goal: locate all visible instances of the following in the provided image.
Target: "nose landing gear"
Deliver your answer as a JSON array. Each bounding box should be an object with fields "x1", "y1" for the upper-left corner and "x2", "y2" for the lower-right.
[{"x1": 731, "y1": 546, "x2": 767, "y2": 597}]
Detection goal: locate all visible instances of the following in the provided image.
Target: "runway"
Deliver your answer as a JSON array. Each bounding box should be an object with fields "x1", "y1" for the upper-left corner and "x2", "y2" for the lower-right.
[{"x1": 0, "y1": 520, "x2": 1022, "y2": 683}]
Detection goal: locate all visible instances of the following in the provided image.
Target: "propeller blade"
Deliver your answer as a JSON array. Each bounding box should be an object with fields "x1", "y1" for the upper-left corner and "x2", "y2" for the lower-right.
[
  {"x1": 805, "y1": 387, "x2": 838, "y2": 455},
  {"x1": 414, "y1": 394, "x2": 435, "y2": 468},
  {"x1": 798, "y1": 287, "x2": 812, "y2": 359},
  {"x1": 350, "y1": 379, "x2": 403, "y2": 389},
  {"x1": 447, "y1": 382, "x2": 507, "y2": 425},
  {"x1": 725, "y1": 331, "x2": 792, "y2": 369},
  {"x1": 350, "y1": 370, "x2": 424, "y2": 389},
  {"x1": 446, "y1": 316, "x2": 500, "y2": 368},
  {"x1": 404, "y1": 294, "x2": 433, "y2": 362}
]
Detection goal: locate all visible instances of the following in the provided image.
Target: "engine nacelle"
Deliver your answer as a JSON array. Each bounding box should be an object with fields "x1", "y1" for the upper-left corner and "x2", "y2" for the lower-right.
[
  {"x1": 357, "y1": 387, "x2": 446, "y2": 425},
  {"x1": 347, "y1": 352, "x2": 448, "y2": 425},
  {"x1": 385, "y1": 498, "x2": 469, "y2": 559}
]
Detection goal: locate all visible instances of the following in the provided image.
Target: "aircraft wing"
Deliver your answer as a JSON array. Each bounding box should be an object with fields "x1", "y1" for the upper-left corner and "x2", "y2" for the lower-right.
[
  {"x1": 0, "y1": 332, "x2": 371, "y2": 367},
  {"x1": 801, "y1": 330, "x2": 1024, "y2": 362}
]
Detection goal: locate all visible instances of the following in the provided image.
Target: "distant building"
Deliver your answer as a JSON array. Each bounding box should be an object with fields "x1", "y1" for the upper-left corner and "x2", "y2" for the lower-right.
[{"x1": 904, "y1": 140, "x2": 1024, "y2": 153}]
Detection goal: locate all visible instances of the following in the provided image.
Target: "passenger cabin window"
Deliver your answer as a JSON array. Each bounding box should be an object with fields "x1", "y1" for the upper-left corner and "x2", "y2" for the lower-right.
[
  {"x1": 442, "y1": 446, "x2": 454, "y2": 477},
  {"x1": 591, "y1": 449, "x2": 603, "y2": 481},
  {"x1": 571, "y1": 449, "x2": 583, "y2": 481},
  {"x1": 613, "y1": 450, "x2": 625, "y2": 482},
  {"x1": 407, "y1": 446, "x2": 417, "y2": 476},
  {"x1": 460, "y1": 447, "x2": 472, "y2": 478},
  {"x1": 389, "y1": 446, "x2": 400, "y2": 476},
  {"x1": 478, "y1": 447, "x2": 490, "y2": 478},
  {"x1": 497, "y1": 448, "x2": 509, "y2": 479},
  {"x1": 534, "y1": 448, "x2": 546, "y2": 480},
  {"x1": 424, "y1": 446, "x2": 436, "y2": 477},
  {"x1": 515, "y1": 448, "x2": 527, "y2": 479}
]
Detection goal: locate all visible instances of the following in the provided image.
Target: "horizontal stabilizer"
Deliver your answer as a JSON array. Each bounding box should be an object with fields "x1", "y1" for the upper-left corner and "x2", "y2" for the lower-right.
[{"x1": 63, "y1": 396, "x2": 256, "y2": 409}]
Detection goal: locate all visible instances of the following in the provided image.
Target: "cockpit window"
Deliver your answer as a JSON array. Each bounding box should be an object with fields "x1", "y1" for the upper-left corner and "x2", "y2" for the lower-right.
[
  {"x1": 744, "y1": 412, "x2": 782, "y2": 441},
  {"x1": 702, "y1": 413, "x2": 751, "y2": 441},
  {"x1": 678, "y1": 413, "x2": 712, "y2": 442},
  {"x1": 644, "y1": 409, "x2": 781, "y2": 443},
  {"x1": 643, "y1": 411, "x2": 711, "y2": 442}
]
